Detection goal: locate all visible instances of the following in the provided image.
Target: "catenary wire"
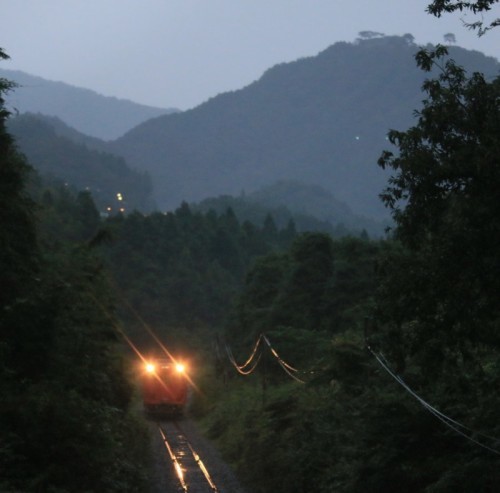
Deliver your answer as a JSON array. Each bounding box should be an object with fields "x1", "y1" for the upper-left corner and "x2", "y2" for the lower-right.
[
  {"x1": 262, "y1": 334, "x2": 305, "y2": 383},
  {"x1": 225, "y1": 343, "x2": 263, "y2": 375},
  {"x1": 368, "y1": 345, "x2": 500, "y2": 455},
  {"x1": 375, "y1": 351, "x2": 500, "y2": 444},
  {"x1": 225, "y1": 333, "x2": 306, "y2": 383},
  {"x1": 232, "y1": 334, "x2": 263, "y2": 370}
]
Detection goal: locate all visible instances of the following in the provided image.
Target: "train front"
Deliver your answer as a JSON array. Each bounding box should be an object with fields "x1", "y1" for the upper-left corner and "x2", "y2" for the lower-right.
[{"x1": 141, "y1": 358, "x2": 188, "y2": 417}]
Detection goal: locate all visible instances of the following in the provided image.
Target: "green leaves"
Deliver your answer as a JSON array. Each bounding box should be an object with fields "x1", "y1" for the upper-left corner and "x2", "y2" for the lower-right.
[
  {"x1": 426, "y1": 1, "x2": 500, "y2": 34},
  {"x1": 373, "y1": 38, "x2": 500, "y2": 490},
  {"x1": 0, "y1": 58, "x2": 149, "y2": 491}
]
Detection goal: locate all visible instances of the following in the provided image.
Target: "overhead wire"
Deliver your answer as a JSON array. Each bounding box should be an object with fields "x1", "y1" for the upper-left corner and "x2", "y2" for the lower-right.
[
  {"x1": 107, "y1": 271, "x2": 500, "y2": 455},
  {"x1": 225, "y1": 333, "x2": 305, "y2": 383},
  {"x1": 96, "y1": 269, "x2": 500, "y2": 453},
  {"x1": 262, "y1": 334, "x2": 305, "y2": 383},
  {"x1": 375, "y1": 351, "x2": 500, "y2": 444},
  {"x1": 100, "y1": 274, "x2": 500, "y2": 455},
  {"x1": 226, "y1": 343, "x2": 263, "y2": 375},
  {"x1": 367, "y1": 344, "x2": 500, "y2": 455},
  {"x1": 229, "y1": 334, "x2": 263, "y2": 371}
]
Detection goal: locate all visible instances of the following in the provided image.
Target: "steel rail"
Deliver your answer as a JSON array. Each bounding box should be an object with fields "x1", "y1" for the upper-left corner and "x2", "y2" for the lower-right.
[
  {"x1": 158, "y1": 425, "x2": 188, "y2": 492},
  {"x1": 158, "y1": 421, "x2": 219, "y2": 492}
]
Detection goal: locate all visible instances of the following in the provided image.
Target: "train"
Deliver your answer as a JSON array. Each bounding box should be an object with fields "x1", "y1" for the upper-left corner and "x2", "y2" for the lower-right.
[{"x1": 140, "y1": 358, "x2": 189, "y2": 417}]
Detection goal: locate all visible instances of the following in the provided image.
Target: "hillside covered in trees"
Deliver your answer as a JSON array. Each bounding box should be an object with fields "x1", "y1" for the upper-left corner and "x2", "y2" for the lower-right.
[
  {"x1": 197, "y1": 42, "x2": 500, "y2": 492},
  {"x1": 7, "y1": 34, "x2": 498, "y2": 227},
  {"x1": 9, "y1": 113, "x2": 383, "y2": 235},
  {"x1": 109, "y1": 34, "x2": 500, "y2": 219},
  {"x1": 8, "y1": 113, "x2": 155, "y2": 212},
  {"x1": 2, "y1": 1, "x2": 500, "y2": 489},
  {"x1": 191, "y1": 184, "x2": 387, "y2": 238}
]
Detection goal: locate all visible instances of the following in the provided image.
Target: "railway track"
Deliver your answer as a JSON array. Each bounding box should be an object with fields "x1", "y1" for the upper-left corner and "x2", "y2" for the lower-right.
[{"x1": 158, "y1": 421, "x2": 219, "y2": 492}]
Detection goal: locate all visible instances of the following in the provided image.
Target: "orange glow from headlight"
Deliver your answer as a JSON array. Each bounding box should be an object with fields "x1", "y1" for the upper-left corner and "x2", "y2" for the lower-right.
[{"x1": 145, "y1": 363, "x2": 155, "y2": 373}]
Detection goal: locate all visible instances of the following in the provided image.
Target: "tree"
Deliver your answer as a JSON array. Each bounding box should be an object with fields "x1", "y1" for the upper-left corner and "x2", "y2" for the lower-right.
[
  {"x1": 378, "y1": 44, "x2": 500, "y2": 352},
  {"x1": 0, "y1": 49, "x2": 150, "y2": 492},
  {"x1": 443, "y1": 32, "x2": 456, "y2": 43},
  {"x1": 427, "y1": 0, "x2": 500, "y2": 34},
  {"x1": 373, "y1": 46, "x2": 500, "y2": 487},
  {"x1": 0, "y1": 48, "x2": 38, "y2": 310},
  {"x1": 358, "y1": 31, "x2": 385, "y2": 40},
  {"x1": 76, "y1": 189, "x2": 101, "y2": 239}
]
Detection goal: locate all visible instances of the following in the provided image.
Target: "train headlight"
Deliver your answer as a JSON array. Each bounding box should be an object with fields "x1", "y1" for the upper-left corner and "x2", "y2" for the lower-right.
[
  {"x1": 145, "y1": 363, "x2": 156, "y2": 373},
  {"x1": 175, "y1": 363, "x2": 185, "y2": 373}
]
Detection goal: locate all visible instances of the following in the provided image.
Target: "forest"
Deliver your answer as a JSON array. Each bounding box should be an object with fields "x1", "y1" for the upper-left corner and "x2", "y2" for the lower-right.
[
  {"x1": 1, "y1": 2, "x2": 500, "y2": 491},
  {"x1": 7, "y1": 114, "x2": 388, "y2": 237}
]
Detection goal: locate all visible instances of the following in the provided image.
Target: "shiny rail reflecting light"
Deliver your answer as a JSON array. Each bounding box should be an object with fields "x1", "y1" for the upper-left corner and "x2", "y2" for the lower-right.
[
  {"x1": 159, "y1": 426, "x2": 188, "y2": 492},
  {"x1": 159, "y1": 423, "x2": 220, "y2": 492},
  {"x1": 188, "y1": 443, "x2": 219, "y2": 492},
  {"x1": 174, "y1": 462, "x2": 185, "y2": 488}
]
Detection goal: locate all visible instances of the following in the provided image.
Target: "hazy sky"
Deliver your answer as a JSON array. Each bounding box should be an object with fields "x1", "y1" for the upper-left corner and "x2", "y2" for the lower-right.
[{"x1": 2, "y1": 1, "x2": 499, "y2": 110}]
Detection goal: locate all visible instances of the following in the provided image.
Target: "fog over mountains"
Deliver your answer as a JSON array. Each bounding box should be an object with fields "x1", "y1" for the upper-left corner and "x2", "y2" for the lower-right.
[
  {"x1": 0, "y1": 68, "x2": 177, "y2": 140},
  {"x1": 4, "y1": 34, "x2": 499, "y2": 226},
  {"x1": 8, "y1": 113, "x2": 154, "y2": 212},
  {"x1": 108, "y1": 35, "x2": 500, "y2": 219}
]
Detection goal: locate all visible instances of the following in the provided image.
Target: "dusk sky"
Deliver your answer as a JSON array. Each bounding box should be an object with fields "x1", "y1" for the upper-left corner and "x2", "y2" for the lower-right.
[{"x1": 2, "y1": 1, "x2": 499, "y2": 110}]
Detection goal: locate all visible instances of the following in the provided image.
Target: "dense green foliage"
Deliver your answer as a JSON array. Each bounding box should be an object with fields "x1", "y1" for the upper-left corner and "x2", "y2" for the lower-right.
[
  {"x1": 377, "y1": 46, "x2": 500, "y2": 359},
  {"x1": 2, "y1": 14, "x2": 500, "y2": 493},
  {"x1": 100, "y1": 204, "x2": 298, "y2": 352},
  {"x1": 0, "y1": 55, "x2": 150, "y2": 492},
  {"x1": 371, "y1": 46, "x2": 500, "y2": 487},
  {"x1": 226, "y1": 233, "x2": 379, "y2": 341},
  {"x1": 196, "y1": 48, "x2": 500, "y2": 492},
  {"x1": 1, "y1": 246, "x2": 151, "y2": 492},
  {"x1": 200, "y1": 234, "x2": 384, "y2": 491}
]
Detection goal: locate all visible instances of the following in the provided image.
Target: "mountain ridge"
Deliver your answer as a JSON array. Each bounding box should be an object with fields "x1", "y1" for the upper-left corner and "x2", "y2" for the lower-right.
[
  {"x1": 0, "y1": 68, "x2": 178, "y2": 140},
  {"x1": 108, "y1": 35, "x2": 500, "y2": 219},
  {"x1": 4, "y1": 36, "x2": 499, "y2": 222},
  {"x1": 10, "y1": 112, "x2": 379, "y2": 236}
]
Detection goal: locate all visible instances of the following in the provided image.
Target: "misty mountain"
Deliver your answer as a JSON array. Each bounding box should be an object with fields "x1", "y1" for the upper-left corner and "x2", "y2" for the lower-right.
[
  {"x1": 8, "y1": 112, "x2": 375, "y2": 235},
  {"x1": 8, "y1": 113, "x2": 154, "y2": 212},
  {"x1": 0, "y1": 68, "x2": 178, "y2": 140},
  {"x1": 246, "y1": 180, "x2": 389, "y2": 235},
  {"x1": 192, "y1": 180, "x2": 389, "y2": 238},
  {"x1": 109, "y1": 35, "x2": 500, "y2": 220},
  {"x1": 22, "y1": 112, "x2": 109, "y2": 150}
]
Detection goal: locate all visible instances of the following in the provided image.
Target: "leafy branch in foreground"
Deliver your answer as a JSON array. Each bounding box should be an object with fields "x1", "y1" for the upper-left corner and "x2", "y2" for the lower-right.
[{"x1": 427, "y1": 0, "x2": 500, "y2": 35}]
